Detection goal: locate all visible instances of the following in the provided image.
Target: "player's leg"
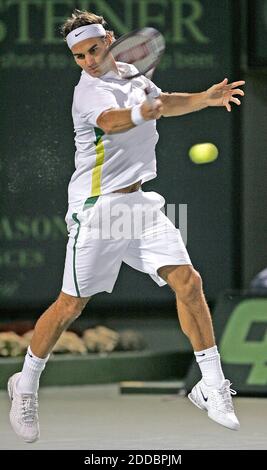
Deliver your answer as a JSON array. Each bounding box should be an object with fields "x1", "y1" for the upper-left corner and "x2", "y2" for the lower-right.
[
  {"x1": 8, "y1": 205, "x2": 92, "y2": 443},
  {"x1": 158, "y1": 264, "x2": 240, "y2": 430},
  {"x1": 8, "y1": 195, "x2": 129, "y2": 443},
  {"x1": 157, "y1": 265, "x2": 223, "y2": 384},
  {"x1": 122, "y1": 190, "x2": 239, "y2": 430},
  {"x1": 18, "y1": 291, "x2": 90, "y2": 394},
  {"x1": 16, "y1": 292, "x2": 90, "y2": 394},
  {"x1": 157, "y1": 265, "x2": 215, "y2": 351},
  {"x1": 8, "y1": 292, "x2": 90, "y2": 443},
  {"x1": 30, "y1": 291, "x2": 90, "y2": 358}
]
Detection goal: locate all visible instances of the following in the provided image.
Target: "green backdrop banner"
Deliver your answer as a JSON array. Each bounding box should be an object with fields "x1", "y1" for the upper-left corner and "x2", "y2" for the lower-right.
[
  {"x1": 0, "y1": 0, "x2": 238, "y2": 308},
  {"x1": 248, "y1": 0, "x2": 267, "y2": 66}
]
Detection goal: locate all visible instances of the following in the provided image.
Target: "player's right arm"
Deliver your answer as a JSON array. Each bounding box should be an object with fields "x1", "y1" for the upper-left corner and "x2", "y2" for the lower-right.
[{"x1": 97, "y1": 100, "x2": 163, "y2": 134}]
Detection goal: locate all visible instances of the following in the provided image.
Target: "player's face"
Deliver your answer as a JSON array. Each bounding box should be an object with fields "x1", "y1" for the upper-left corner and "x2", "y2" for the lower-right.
[{"x1": 72, "y1": 36, "x2": 111, "y2": 77}]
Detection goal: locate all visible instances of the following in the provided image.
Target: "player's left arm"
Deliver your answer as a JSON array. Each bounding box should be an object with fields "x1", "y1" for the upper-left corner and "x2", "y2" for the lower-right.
[{"x1": 160, "y1": 78, "x2": 245, "y2": 117}]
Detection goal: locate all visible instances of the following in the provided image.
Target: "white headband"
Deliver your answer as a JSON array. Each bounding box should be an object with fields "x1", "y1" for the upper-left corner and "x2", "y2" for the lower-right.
[{"x1": 66, "y1": 24, "x2": 106, "y2": 49}]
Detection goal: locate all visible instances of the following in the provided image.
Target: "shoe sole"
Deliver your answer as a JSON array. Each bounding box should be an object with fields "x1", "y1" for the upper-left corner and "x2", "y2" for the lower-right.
[
  {"x1": 7, "y1": 377, "x2": 14, "y2": 401},
  {"x1": 188, "y1": 392, "x2": 206, "y2": 411},
  {"x1": 188, "y1": 392, "x2": 240, "y2": 431}
]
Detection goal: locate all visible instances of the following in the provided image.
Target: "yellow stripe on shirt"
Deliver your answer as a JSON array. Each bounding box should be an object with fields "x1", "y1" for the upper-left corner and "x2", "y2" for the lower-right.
[{"x1": 91, "y1": 127, "x2": 105, "y2": 196}]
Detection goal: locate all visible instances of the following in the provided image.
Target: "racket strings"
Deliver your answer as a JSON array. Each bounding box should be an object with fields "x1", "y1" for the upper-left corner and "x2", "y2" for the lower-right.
[
  {"x1": 110, "y1": 30, "x2": 165, "y2": 76},
  {"x1": 115, "y1": 40, "x2": 151, "y2": 64}
]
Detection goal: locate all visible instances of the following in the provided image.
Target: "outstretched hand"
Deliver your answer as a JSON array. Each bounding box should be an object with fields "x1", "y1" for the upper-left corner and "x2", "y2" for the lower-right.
[{"x1": 205, "y1": 78, "x2": 245, "y2": 112}]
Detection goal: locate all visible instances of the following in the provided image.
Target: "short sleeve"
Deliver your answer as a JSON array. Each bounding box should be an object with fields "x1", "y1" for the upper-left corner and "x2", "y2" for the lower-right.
[
  {"x1": 142, "y1": 76, "x2": 162, "y2": 98},
  {"x1": 125, "y1": 64, "x2": 161, "y2": 98},
  {"x1": 74, "y1": 85, "x2": 119, "y2": 127}
]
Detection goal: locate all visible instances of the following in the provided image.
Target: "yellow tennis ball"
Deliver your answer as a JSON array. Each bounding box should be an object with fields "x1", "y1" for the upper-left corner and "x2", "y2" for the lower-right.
[{"x1": 189, "y1": 143, "x2": 218, "y2": 164}]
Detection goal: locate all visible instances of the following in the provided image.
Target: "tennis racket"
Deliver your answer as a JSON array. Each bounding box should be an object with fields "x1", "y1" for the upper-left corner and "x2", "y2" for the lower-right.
[{"x1": 102, "y1": 27, "x2": 165, "y2": 103}]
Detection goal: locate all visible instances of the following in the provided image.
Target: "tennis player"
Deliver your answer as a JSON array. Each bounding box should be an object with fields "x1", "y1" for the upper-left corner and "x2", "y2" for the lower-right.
[{"x1": 8, "y1": 10, "x2": 245, "y2": 442}]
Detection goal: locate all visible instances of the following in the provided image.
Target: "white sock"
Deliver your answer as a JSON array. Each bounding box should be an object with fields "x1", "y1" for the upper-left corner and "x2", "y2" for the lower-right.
[
  {"x1": 194, "y1": 345, "x2": 225, "y2": 388},
  {"x1": 17, "y1": 346, "x2": 49, "y2": 394}
]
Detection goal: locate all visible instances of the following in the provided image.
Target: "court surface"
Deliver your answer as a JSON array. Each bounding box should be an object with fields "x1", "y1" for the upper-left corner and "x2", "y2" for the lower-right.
[{"x1": 0, "y1": 384, "x2": 266, "y2": 450}]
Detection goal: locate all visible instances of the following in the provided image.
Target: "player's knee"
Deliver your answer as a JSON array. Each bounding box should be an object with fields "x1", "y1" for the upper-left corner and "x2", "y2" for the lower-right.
[
  {"x1": 55, "y1": 292, "x2": 90, "y2": 324},
  {"x1": 182, "y1": 269, "x2": 202, "y2": 302},
  {"x1": 173, "y1": 267, "x2": 202, "y2": 302}
]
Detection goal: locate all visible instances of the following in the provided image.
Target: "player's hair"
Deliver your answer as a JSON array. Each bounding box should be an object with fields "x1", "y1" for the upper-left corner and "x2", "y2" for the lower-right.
[{"x1": 61, "y1": 9, "x2": 115, "y2": 40}]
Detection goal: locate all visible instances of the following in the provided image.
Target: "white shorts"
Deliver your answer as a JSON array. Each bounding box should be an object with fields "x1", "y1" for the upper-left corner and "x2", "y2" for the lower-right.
[{"x1": 62, "y1": 190, "x2": 191, "y2": 297}]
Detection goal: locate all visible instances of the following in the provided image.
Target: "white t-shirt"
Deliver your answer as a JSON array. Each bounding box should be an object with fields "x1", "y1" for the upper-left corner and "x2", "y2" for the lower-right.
[{"x1": 67, "y1": 62, "x2": 161, "y2": 215}]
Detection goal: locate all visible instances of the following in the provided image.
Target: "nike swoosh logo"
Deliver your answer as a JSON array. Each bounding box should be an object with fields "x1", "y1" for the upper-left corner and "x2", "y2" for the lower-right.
[
  {"x1": 28, "y1": 353, "x2": 33, "y2": 358},
  {"x1": 200, "y1": 388, "x2": 208, "y2": 402},
  {"x1": 195, "y1": 353, "x2": 205, "y2": 357},
  {"x1": 75, "y1": 31, "x2": 85, "y2": 37}
]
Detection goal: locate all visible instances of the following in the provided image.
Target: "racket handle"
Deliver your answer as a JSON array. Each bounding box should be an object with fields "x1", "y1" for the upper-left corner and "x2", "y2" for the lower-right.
[
  {"x1": 145, "y1": 87, "x2": 155, "y2": 106},
  {"x1": 146, "y1": 93, "x2": 154, "y2": 105}
]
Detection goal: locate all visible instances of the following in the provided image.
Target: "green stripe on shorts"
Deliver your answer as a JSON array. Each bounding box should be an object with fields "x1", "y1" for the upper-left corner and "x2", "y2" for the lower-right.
[
  {"x1": 83, "y1": 195, "x2": 99, "y2": 210},
  {"x1": 72, "y1": 213, "x2": 81, "y2": 297}
]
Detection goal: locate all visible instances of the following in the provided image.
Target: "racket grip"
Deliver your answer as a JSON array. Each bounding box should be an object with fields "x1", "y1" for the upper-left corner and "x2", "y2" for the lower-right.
[
  {"x1": 145, "y1": 87, "x2": 155, "y2": 106},
  {"x1": 146, "y1": 94, "x2": 154, "y2": 105}
]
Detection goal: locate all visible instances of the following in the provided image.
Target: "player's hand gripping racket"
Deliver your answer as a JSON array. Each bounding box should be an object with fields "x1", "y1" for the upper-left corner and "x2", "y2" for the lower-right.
[{"x1": 102, "y1": 27, "x2": 165, "y2": 105}]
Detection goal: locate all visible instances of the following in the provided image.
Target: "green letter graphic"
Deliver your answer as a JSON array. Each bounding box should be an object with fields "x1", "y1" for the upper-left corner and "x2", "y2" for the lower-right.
[
  {"x1": 220, "y1": 300, "x2": 267, "y2": 385},
  {"x1": 172, "y1": 0, "x2": 210, "y2": 44}
]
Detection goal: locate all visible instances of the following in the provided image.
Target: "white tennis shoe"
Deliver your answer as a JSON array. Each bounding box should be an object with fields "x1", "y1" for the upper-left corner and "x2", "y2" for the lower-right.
[
  {"x1": 188, "y1": 378, "x2": 240, "y2": 431},
  {"x1": 8, "y1": 372, "x2": 40, "y2": 443}
]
